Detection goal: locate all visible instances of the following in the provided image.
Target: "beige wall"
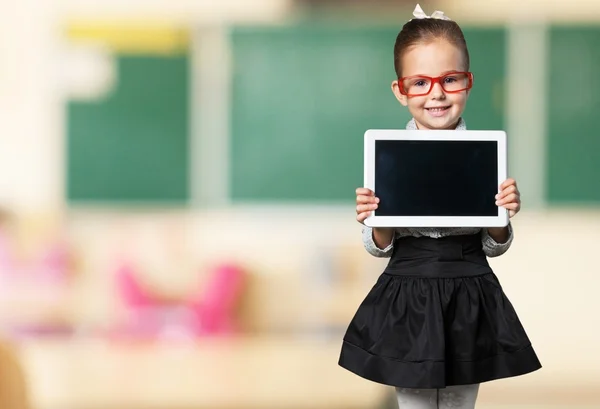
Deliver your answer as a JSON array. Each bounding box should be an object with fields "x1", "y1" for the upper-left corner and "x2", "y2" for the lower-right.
[
  {"x1": 445, "y1": 0, "x2": 600, "y2": 23},
  {"x1": 0, "y1": 1, "x2": 63, "y2": 213}
]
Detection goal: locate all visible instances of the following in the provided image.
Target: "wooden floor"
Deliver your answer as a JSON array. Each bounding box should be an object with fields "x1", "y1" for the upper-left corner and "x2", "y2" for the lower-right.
[
  {"x1": 4, "y1": 336, "x2": 598, "y2": 409},
  {"x1": 15, "y1": 336, "x2": 388, "y2": 409},
  {"x1": 400, "y1": 404, "x2": 597, "y2": 409}
]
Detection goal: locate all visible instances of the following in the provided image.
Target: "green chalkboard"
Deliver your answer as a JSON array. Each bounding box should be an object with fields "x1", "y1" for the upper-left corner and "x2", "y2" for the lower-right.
[
  {"x1": 547, "y1": 27, "x2": 600, "y2": 204},
  {"x1": 229, "y1": 24, "x2": 506, "y2": 202},
  {"x1": 461, "y1": 28, "x2": 506, "y2": 131},
  {"x1": 67, "y1": 55, "x2": 189, "y2": 203}
]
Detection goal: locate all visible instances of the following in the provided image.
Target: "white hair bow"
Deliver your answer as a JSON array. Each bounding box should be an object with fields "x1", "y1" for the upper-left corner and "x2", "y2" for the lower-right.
[{"x1": 412, "y1": 4, "x2": 451, "y2": 21}]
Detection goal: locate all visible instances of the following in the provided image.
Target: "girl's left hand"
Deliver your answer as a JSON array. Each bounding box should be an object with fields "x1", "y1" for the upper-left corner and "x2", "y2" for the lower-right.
[{"x1": 495, "y1": 178, "x2": 521, "y2": 218}]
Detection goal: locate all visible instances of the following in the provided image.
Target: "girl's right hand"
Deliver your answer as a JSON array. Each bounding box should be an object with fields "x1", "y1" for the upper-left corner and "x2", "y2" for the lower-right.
[{"x1": 356, "y1": 187, "x2": 379, "y2": 224}]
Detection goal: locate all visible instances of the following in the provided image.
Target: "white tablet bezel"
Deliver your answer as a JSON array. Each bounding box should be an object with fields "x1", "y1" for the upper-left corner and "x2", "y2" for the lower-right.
[{"x1": 363, "y1": 129, "x2": 509, "y2": 228}]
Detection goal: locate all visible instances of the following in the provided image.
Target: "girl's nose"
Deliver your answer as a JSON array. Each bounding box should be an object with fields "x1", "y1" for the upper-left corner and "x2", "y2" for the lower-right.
[{"x1": 430, "y1": 82, "x2": 446, "y2": 99}]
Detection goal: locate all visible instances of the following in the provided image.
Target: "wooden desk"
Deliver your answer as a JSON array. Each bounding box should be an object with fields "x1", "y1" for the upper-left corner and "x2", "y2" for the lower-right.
[{"x1": 15, "y1": 336, "x2": 388, "y2": 409}]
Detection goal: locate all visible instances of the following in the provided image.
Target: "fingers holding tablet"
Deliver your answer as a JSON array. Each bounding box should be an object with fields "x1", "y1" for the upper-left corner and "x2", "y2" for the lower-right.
[
  {"x1": 495, "y1": 178, "x2": 521, "y2": 218},
  {"x1": 356, "y1": 187, "x2": 380, "y2": 224}
]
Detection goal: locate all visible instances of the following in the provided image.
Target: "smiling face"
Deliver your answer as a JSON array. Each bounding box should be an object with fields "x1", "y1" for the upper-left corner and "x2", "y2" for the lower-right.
[{"x1": 391, "y1": 39, "x2": 471, "y2": 130}]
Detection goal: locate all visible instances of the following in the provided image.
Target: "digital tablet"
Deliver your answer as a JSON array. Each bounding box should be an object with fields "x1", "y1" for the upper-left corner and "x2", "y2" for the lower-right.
[{"x1": 363, "y1": 129, "x2": 508, "y2": 228}]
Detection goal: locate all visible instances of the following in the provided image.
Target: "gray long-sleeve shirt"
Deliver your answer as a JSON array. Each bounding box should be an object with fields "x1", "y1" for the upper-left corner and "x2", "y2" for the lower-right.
[
  {"x1": 362, "y1": 118, "x2": 513, "y2": 259},
  {"x1": 362, "y1": 224, "x2": 513, "y2": 258}
]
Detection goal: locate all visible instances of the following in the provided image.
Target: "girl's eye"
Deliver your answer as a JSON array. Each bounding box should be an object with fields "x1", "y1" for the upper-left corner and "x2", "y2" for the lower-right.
[
  {"x1": 444, "y1": 76, "x2": 458, "y2": 83},
  {"x1": 414, "y1": 79, "x2": 428, "y2": 87}
]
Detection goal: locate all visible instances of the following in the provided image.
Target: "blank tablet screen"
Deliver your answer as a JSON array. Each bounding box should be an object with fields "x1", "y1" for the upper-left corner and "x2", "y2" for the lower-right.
[{"x1": 374, "y1": 140, "x2": 498, "y2": 217}]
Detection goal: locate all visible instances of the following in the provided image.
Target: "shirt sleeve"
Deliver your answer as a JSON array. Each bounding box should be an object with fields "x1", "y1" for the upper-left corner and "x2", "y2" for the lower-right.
[
  {"x1": 481, "y1": 222, "x2": 514, "y2": 257},
  {"x1": 362, "y1": 226, "x2": 394, "y2": 258}
]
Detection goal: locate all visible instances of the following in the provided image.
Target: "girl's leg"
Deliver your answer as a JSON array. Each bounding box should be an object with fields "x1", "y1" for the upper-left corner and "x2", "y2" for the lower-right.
[
  {"x1": 438, "y1": 384, "x2": 480, "y2": 409},
  {"x1": 395, "y1": 388, "x2": 438, "y2": 409},
  {"x1": 395, "y1": 384, "x2": 480, "y2": 409}
]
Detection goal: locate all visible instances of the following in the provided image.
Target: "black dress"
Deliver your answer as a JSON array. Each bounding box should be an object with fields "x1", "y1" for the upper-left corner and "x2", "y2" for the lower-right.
[{"x1": 338, "y1": 234, "x2": 542, "y2": 389}]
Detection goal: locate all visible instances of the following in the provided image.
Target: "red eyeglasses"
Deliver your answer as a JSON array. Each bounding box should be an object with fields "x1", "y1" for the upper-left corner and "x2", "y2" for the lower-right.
[{"x1": 398, "y1": 71, "x2": 474, "y2": 97}]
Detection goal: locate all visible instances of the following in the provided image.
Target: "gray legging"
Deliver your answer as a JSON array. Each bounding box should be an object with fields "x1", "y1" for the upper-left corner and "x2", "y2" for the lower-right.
[{"x1": 396, "y1": 384, "x2": 480, "y2": 409}]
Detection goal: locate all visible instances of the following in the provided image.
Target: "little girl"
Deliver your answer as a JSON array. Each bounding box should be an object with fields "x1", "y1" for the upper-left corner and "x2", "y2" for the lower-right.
[{"x1": 338, "y1": 5, "x2": 542, "y2": 408}]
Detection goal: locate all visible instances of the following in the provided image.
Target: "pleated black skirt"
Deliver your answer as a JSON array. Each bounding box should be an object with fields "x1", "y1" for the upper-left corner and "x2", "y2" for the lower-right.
[{"x1": 338, "y1": 234, "x2": 541, "y2": 389}]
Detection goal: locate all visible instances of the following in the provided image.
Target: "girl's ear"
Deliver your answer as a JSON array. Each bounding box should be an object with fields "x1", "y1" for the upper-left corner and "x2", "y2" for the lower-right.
[
  {"x1": 467, "y1": 73, "x2": 474, "y2": 97},
  {"x1": 391, "y1": 80, "x2": 408, "y2": 106}
]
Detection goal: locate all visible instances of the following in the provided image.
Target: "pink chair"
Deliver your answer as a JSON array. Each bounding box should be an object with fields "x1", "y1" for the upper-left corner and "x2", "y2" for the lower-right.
[
  {"x1": 190, "y1": 263, "x2": 246, "y2": 335},
  {"x1": 115, "y1": 263, "x2": 157, "y2": 309},
  {"x1": 0, "y1": 229, "x2": 73, "y2": 339},
  {"x1": 0, "y1": 229, "x2": 70, "y2": 283},
  {"x1": 0, "y1": 229, "x2": 16, "y2": 276},
  {"x1": 113, "y1": 261, "x2": 246, "y2": 340}
]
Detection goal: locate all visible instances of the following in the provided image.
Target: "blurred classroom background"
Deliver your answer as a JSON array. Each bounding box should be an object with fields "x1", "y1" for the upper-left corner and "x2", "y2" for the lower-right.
[{"x1": 0, "y1": 0, "x2": 598, "y2": 408}]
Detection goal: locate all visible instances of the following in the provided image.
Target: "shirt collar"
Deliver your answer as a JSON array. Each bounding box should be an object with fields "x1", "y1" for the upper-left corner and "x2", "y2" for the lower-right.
[{"x1": 405, "y1": 117, "x2": 467, "y2": 130}]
